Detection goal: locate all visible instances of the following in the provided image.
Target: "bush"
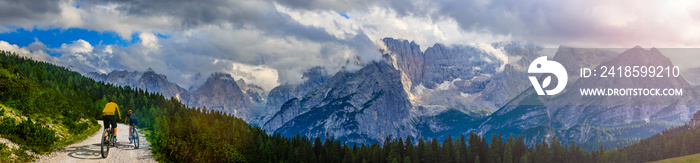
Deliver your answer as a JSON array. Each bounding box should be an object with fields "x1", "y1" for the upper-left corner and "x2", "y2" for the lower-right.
[{"x1": 1, "y1": 118, "x2": 58, "y2": 153}]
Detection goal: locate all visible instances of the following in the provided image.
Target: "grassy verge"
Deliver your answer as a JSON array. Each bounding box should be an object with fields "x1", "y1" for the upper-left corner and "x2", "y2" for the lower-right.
[
  {"x1": 648, "y1": 153, "x2": 700, "y2": 163},
  {"x1": 53, "y1": 122, "x2": 100, "y2": 148},
  {"x1": 0, "y1": 103, "x2": 100, "y2": 162},
  {"x1": 0, "y1": 143, "x2": 33, "y2": 163}
]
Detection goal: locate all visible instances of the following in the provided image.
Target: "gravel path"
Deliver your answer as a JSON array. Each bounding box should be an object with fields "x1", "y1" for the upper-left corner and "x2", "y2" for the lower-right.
[{"x1": 36, "y1": 121, "x2": 156, "y2": 163}]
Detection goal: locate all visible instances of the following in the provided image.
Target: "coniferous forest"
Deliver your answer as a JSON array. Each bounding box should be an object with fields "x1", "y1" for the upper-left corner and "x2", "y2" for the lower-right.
[{"x1": 1, "y1": 50, "x2": 699, "y2": 162}]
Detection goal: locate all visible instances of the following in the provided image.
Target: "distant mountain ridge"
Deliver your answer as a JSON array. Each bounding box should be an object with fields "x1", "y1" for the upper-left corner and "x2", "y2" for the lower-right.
[
  {"x1": 87, "y1": 68, "x2": 262, "y2": 121},
  {"x1": 84, "y1": 39, "x2": 700, "y2": 148}
]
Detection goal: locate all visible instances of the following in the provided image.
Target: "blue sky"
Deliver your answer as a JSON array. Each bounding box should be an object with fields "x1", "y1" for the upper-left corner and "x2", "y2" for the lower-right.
[{"x1": 0, "y1": 28, "x2": 171, "y2": 56}]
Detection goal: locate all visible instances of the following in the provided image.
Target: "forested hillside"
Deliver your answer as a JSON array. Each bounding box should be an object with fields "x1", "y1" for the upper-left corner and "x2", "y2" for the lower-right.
[
  {"x1": 1, "y1": 50, "x2": 700, "y2": 162},
  {"x1": 0, "y1": 50, "x2": 256, "y2": 162},
  {"x1": 0, "y1": 51, "x2": 100, "y2": 162}
]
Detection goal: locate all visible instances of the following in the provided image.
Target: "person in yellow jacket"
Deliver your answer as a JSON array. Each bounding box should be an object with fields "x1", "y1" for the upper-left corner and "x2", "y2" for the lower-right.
[{"x1": 102, "y1": 98, "x2": 121, "y2": 141}]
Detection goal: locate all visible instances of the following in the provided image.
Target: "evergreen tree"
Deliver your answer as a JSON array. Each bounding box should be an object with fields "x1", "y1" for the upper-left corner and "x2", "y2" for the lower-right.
[
  {"x1": 503, "y1": 142, "x2": 513, "y2": 163},
  {"x1": 417, "y1": 138, "x2": 426, "y2": 163},
  {"x1": 519, "y1": 154, "x2": 528, "y2": 163},
  {"x1": 550, "y1": 136, "x2": 563, "y2": 163},
  {"x1": 405, "y1": 137, "x2": 417, "y2": 163},
  {"x1": 443, "y1": 135, "x2": 454, "y2": 162}
]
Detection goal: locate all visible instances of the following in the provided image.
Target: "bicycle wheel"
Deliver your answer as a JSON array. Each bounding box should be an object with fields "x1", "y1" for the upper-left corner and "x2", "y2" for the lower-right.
[
  {"x1": 101, "y1": 130, "x2": 110, "y2": 158},
  {"x1": 133, "y1": 128, "x2": 140, "y2": 149}
]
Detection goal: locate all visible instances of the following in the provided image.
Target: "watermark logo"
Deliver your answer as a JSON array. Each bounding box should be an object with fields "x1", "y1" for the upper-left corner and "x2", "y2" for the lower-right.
[{"x1": 528, "y1": 56, "x2": 568, "y2": 95}]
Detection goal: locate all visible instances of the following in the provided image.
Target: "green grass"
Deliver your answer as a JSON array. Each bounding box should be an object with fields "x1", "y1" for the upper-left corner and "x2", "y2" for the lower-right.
[
  {"x1": 53, "y1": 122, "x2": 100, "y2": 148},
  {"x1": 648, "y1": 152, "x2": 700, "y2": 163},
  {"x1": 0, "y1": 143, "x2": 34, "y2": 163}
]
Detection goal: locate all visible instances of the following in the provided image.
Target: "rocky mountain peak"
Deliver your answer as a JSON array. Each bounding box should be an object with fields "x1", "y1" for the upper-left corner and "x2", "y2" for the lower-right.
[
  {"x1": 136, "y1": 68, "x2": 188, "y2": 101},
  {"x1": 209, "y1": 72, "x2": 234, "y2": 81},
  {"x1": 616, "y1": 46, "x2": 671, "y2": 66},
  {"x1": 188, "y1": 72, "x2": 256, "y2": 120},
  {"x1": 275, "y1": 61, "x2": 414, "y2": 144}
]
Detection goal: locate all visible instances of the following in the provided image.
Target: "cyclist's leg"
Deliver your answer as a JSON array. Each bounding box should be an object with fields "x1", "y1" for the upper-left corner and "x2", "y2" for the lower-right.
[
  {"x1": 110, "y1": 116, "x2": 117, "y2": 140},
  {"x1": 132, "y1": 119, "x2": 138, "y2": 130},
  {"x1": 102, "y1": 116, "x2": 109, "y2": 139},
  {"x1": 103, "y1": 115, "x2": 114, "y2": 138},
  {"x1": 128, "y1": 120, "x2": 133, "y2": 138}
]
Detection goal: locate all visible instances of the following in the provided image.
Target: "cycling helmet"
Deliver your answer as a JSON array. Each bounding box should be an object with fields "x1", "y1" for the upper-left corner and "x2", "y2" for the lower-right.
[
  {"x1": 109, "y1": 98, "x2": 115, "y2": 102},
  {"x1": 128, "y1": 110, "x2": 133, "y2": 113}
]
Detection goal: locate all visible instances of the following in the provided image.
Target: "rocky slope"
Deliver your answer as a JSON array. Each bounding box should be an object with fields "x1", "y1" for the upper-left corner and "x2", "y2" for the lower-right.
[
  {"x1": 259, "y1": 66, "x2": 330, "y2": 130},
  {"x1": 187, "y1": 73, "x2": 256, "y2": 120},
  {"x1": 136, "y1": 68, "x2": 189, "y2": 101},
  {"x1": 267, "y1": 38, "x2": 550, "y2": 143},
  {"x1": 275, "y1": 61, "x2": 414, "y2": 144}
]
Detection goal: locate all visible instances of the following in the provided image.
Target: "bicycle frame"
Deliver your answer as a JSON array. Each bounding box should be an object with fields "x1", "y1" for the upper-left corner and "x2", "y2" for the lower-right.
[{"x1": 130, "y1": 125, "x2": 140, "y2": 149}]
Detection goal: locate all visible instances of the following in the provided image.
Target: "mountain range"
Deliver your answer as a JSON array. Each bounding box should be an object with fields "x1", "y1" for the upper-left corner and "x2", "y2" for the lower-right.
[
  {"x1": 83, "y1": 38, "x2": 700, "y2": 147},
  {"x1": 87, "y1": 68, "x2": 263, "y2": 121}
]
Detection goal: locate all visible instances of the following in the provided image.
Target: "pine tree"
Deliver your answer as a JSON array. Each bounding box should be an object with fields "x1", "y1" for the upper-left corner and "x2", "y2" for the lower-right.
[
  {"x1": 519, "y1": 153, "x2": 528, "y2": 163},
  {"x1": 513, "y1": 136, "x2": 526, "y2": 162},
  {"x1": 491, "y1": 134, "x2": 502, "y2": 163},
  {"x1": 443, "y1": 135, "x2": 454, "y2": 162},
  {"x1": 403, "y1": 156, "x2": 412, "y2": 163},
  {"x1": 314, "y1": 137, "x2": 324, "y2": 160},
  {"x1": 398, "y1": 138, "x2": 405, "y2": 158},
  {"x1": 388, "y1": 138, "x2": 400, "y2": 162},
  {"x1": 503, "y1": 142, "x2": 513, "y2": 163},
  {"x1": 550, "y1": 135, "x2": 563, "y2": 163},
  {"x1": 468, "y1": 133, "x2": 480, "y2": 163},
  {"x1": 406, "y1": 137, "x2": 417, "y2": 163}
]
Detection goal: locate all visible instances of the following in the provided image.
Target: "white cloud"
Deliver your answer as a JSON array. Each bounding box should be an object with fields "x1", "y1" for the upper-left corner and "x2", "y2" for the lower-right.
[
  {"x1": 470, "y1": 43, "x2": 508, "y2": 72},
  {"x1": 277, "y1": 5, "x2": 512, "y2": 51},
  {"x1": 79, "y1": 2, "x2": 177, "y2": 40},
  {"x1": 139, "y1": 32, "x2": 160, "y2": 49},
  {"x1": 0, "y1": 40, "x2": 54, "y2": 63},
  {"x1": 57, "y1": 39, "x2": 94, "y2": 54}
]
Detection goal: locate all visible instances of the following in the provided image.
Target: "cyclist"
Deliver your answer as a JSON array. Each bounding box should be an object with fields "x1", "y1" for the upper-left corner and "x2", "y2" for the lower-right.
[
  {"x1": 102, "y1": 98, "x2": 121, "y2": 142},
  {"x1": 125, "y1": 110, "x2": 139, "y2": 143}
]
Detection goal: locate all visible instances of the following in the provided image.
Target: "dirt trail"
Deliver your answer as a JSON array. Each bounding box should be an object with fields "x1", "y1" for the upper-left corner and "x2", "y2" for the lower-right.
[{"x1": 36, "y1": 121, "x2": 156, "y2": 163}]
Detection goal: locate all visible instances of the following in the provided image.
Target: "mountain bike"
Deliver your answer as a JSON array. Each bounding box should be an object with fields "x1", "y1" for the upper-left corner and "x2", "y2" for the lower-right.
[
  {"x1": 101, "y1": 127, "x2": 117, "y2": 158},
  {"x1": 129, "y1": 125, "x2": 140, "y2": 149}
]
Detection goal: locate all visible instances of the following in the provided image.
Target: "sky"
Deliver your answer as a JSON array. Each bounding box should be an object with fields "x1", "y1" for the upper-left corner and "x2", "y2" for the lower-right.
[{"x1": 1, "y1": 0, "x2": 699, "y2": 90}]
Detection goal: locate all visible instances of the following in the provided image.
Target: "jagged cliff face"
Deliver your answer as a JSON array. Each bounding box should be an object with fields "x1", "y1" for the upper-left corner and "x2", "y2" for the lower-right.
[
  {"x1": 187, "y1": 73, "x2": 256, "y2": 120},
  {"x1": 275, "y1": 62, "x2": 415, "y2": 144},
  {"x1": 259, "y1": 66, "x2": 330, "y2": 130},
  {"x1": 137, "y1": 68, "x2": 189, "y2": 101},
  {"x1": 381, "y1": 38, "x2": 541, "y2": 115},
  {"x1": 265, "y1": 38, "x2": 549, "y2": 143},
  {"x1": 236, "y1": 78, "x2": 265, "y2": 104}
]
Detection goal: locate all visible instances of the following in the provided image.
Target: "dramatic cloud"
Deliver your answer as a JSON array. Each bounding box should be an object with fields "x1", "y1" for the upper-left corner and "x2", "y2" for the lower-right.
[
  {"x1": 276, "y1": 0, "x2": 700, "y2": 47},
  {"x1": 1, "y1": 0, "x2": 699, "y2": 90}
]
